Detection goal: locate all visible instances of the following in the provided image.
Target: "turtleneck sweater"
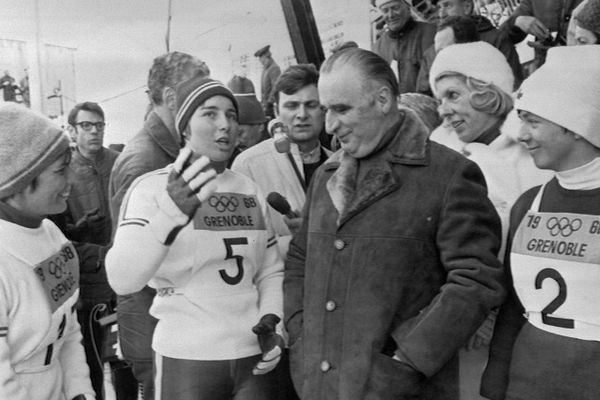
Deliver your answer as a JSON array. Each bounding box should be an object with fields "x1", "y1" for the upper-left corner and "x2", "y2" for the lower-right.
[
  {"x1": 0, "y1": 203, "x2": 93, "y2": 399},
  {"x1": 556, "y1": 157, "x2": 600, "y2": 190}
]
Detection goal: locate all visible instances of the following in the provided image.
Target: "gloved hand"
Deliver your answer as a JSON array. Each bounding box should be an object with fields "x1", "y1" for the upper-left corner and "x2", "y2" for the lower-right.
[
  {"x1": 167, "y1": 147, "x2": 217, "y2": 218},
  {"x1": 252, "y1": 314, "x2": 285, "y2": 375},
  {"x1": 153, "y1": 148, "x2": 218, "y2": 245}
]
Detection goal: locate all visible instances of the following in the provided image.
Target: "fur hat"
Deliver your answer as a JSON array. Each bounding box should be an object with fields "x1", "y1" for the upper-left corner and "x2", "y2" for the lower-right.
[
  {"x1": 175, "y1": 77, "x2": 238, "y2": 137},
  {"x1": 429, "y1": 41, "x2": 514, "y2": 96},
  {"x1": 0, "y1": 103, "x2": 70, "y2": 198},
  {"x1": 515, "y1": 45, "x2": 600, "y2": 148},
  {"x1": 575, "y1": 0, "x2": 600, "y2": 36}
]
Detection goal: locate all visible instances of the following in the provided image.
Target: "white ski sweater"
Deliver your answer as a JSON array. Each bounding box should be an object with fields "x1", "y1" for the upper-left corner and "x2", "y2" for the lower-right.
[
  {"x1": 0, "y1": 217, "x2": 94, "y2": 400},
  {"x1": 107, "y1": 167, "x2": 284, "y2": 360}
]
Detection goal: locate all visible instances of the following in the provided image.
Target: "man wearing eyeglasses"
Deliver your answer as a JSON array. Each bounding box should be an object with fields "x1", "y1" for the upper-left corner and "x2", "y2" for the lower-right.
[
  {"x1": 232, "y1": 64, "x2": 331, "y2": 258},
  {"x1": 54, "y1": 101, "x2": 126, "y2": 400},
  {"x1": 65, "y1": 102, "x2": 116, "y2": 251}
]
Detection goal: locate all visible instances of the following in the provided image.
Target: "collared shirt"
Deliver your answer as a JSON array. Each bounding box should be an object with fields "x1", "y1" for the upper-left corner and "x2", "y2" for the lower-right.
[{"x1": 300, "y1": 144, "x2": 321, "y2": 164}]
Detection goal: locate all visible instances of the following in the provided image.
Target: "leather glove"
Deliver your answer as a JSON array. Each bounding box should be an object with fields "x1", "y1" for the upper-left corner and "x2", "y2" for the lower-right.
[
  {"x1": 153, "y1": 148, "x2": 217, "y2": 245},
  {"x1": 252, "y1": 314, "x2": 284, "y2": 375},
  {"x1": 167, "y1": 148, "x2": 217, "y2": 217}
]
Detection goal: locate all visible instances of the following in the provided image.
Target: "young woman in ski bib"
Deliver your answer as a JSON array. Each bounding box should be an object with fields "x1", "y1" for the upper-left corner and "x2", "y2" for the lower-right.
[{"x1": 481, "y1": 45, "x2": 600, "y2": 400}]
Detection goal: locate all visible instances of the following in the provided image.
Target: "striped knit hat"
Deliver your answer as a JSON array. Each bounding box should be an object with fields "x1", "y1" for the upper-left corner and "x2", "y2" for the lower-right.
[
  {"x1": 175, "y1": 77, "x2": 238, "y2": 137},
  {"x1": 0, "y1": 103, "x2": 70, "y2": 198}
]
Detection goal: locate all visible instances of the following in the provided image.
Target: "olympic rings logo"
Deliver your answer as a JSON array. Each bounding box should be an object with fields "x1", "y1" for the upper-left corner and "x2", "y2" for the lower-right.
[
  {"x1": 208, "y1": 195, "x2": 239, "y2": 212},
  {"x1": 546, "y1": 217, "x2": 582, "y2": 237}
]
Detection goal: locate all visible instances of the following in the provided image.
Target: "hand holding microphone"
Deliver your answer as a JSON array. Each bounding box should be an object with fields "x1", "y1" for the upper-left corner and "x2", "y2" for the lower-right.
[
  {"x1": 266, "y1": 192, "x2": 299, "y2": 219},
  {"x1": 267, "y1": 192, "x2": 302, "y2": 235}
]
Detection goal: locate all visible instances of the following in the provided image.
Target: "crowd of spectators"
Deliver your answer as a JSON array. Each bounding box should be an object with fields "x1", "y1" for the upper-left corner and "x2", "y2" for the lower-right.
[{"x1": 0, "y1": 0, "x2": 599, "y2": 399}]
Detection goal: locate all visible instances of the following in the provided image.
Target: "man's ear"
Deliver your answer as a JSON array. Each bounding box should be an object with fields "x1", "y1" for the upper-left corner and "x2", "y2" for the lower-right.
[
  {"x1": 163, "y1": 86, "x2": 177, "y2": 111},
  {"x1": 375, "y1": 85, "x2": 394, "y2": 114}
]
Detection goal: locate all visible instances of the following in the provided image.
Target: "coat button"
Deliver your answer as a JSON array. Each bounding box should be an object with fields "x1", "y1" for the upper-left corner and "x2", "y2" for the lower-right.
[
  {"x1": 334, "y1": 239, "x2": 345, "y2": 250},
  {"x1": 320, "y1": 360, "x2": 331, "y2": 372},
  {"x1": 325, "y1": 300, "x2": 337, "y2": 311}
]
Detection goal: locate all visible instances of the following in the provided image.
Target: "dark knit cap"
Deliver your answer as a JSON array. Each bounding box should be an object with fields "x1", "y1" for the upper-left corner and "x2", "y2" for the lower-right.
[
  {"x1": 175, "y1": 77, "x2": 238, "y2": 137},
  {"x1": 576, "y1": 0, "x2": 600, "y2": 35},
  {"x1": 235, "y1": 94, "x2": 266, "y2": 125},
  {"x1": 227, "y1": 75, "x2": 256, "y2": 94},
  {"x1": 0, "y1": 103, "x2": 70, "y2": 198},
  {"x1": 227, "y1": 75, "x2": 264, "y2": 124}
]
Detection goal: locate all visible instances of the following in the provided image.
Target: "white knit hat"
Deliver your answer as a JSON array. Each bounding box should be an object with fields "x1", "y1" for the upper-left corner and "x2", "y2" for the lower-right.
[
  {"x1": 515, "y1": 45, "x2": 600, "y2": 148},
  {"x1": 429, "y1": 41, "x2": 514, "y2": 97},
  {"x1": 0, "y1": 103, "x2": 70, "y2": 198}
]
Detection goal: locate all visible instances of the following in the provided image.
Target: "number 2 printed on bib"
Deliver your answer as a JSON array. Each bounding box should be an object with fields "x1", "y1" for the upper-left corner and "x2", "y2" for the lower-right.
[{"x1": 511, "y1": 211, "x2": 600, "y2": 340}]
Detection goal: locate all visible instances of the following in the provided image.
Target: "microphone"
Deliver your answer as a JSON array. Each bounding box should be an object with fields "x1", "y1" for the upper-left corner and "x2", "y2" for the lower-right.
[
  {"x1": 274, "y1": 133, "x2": 291, "y2": 153},
  {"x1": 266, "y1": 192, "x2": 297, "y2": 218}
]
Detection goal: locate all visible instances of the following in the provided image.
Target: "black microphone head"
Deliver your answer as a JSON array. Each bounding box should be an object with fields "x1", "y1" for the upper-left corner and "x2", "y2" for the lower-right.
[{"x1": 266, "y1": 192, "x2": 291, "y2": 216}]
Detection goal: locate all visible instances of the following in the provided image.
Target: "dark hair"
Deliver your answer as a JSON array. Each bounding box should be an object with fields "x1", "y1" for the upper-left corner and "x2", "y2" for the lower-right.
[
  {"x1": 147, "y1": 51, "x2": 210, "y2": 106},
  {"x1": 273, "y1": 64, "x2": 319, "y2": 104},
  {"x1": 68, "y1": 102, "x2": 105, "y2": 126},
  {"x1": 331, "y1": 41, "x2": 359, "y2": 54},
  {"x1": 320, "y1": 47, "x2": 399, "y2": 97},
  {"x1": 437, "y1": 15, "x2": 480, "y2": 44},
  {"x1": 29, "y1": 148, "x2": 71, "y2": 193}
]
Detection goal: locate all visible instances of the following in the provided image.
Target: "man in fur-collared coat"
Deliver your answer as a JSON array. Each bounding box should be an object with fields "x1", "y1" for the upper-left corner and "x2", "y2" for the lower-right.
[{"x1": 283, "y1": 48, "x2": 506, "y2": 400}]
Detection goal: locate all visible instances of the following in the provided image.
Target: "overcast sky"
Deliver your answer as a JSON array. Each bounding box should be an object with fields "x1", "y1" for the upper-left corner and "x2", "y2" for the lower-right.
[
  {"x1": 0, "y1": 1, "x2": 534, "y2": 146},
  {"x1": 0, "y1": 0, "x2": 305, "y2": 145}
]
